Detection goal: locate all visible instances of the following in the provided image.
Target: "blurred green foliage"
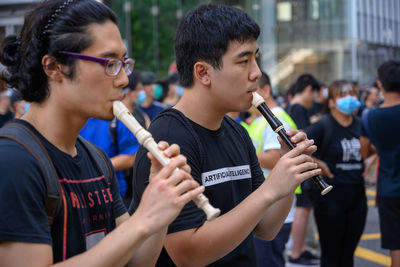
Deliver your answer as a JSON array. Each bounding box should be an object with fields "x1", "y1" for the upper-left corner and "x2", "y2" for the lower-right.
[
  {"x1": 111, "y1": 0, "x2": 205, "y2": 78},
  {"x1": 110, "y1": 0, "x2": 245, "y2": 78}
]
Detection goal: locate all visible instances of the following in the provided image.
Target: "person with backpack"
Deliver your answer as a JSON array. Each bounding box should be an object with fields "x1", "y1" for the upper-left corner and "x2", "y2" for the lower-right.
[
  {"x1": 130, "y1": 4, "x2": 321, "y2": 266},
  {"x1": 305, "y1": 80, "x2": 370, "y2": 267},
  {"x1": 0, "y1": 0, "x2": 204, "y2": 266}
]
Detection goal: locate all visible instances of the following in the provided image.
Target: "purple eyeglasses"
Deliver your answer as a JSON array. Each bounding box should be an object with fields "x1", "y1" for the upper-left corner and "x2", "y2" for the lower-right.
[{"x1": 59, "y1": 51, "x2": 135, "y2": 77}]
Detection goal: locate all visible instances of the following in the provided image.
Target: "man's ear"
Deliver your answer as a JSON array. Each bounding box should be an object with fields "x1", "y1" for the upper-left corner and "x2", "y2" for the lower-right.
[
  {"x1": 42, "y1": 55, "x2": 63, "y2": 82},
  {"x1": 193, "y1": 61, "x2": 211, "y2": 86},
  {"x1": 377, "y1": 79, "x2": 384, "y2": 92},
  {"x1": 304, "y1": 85, "x2": 313, "y2": 94},
  {"x1": 264, "y1": 84, "x2": 271, "y2": 98}
]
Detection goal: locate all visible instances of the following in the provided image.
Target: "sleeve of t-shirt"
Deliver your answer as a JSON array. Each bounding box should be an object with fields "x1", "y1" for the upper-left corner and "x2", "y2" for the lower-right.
[
  {"x1": 117, "y1": 121, "x2": 139, "y2": 155},
  {"x1": 0, "y1": 139, "x2": 52, "y2": 244},
  {"x1": 262, "y1": 125, "x2": 280, "y2": 151},
  {"x1": 304, "y1": 119, "x2": 324, "y2": 151},
  {"x1": 129, "y1": 114, "x2": 205, "y2": 233}
]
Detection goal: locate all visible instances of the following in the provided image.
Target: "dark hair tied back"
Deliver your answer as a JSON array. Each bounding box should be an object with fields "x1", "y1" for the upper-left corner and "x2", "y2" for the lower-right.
[
  {"x1": 0, "y1": 35, "x2": 22, "y2": 84},
  {"x1": 41, "y1": 0, "x2": 75, "y2": 40},
  {"x1": 0, "y1": 0, "x2": 117, "y2": 103}
]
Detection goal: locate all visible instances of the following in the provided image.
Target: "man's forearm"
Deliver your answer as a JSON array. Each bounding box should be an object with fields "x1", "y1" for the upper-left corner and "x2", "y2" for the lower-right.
[
  {"x1": 164, "y1": 183, "x2": 279, "y2": 266},
  {"x1": 253, "y1": 193, "x2": 293, "y2": 240},
  {"x1": 126, "y1": 228, "x2": 167, "y2": 267},
  {"x1": 111, "y1": 154, "x2": 135, "y2": 171}
]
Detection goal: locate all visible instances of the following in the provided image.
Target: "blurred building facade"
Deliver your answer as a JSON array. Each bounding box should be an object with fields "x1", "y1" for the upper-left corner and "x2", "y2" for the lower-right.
[{"x1": 250, "y1": 0, "x2": 400, "y2": 92}]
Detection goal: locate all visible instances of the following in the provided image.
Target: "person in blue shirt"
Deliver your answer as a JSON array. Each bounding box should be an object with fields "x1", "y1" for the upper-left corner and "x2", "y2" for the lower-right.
[
  {"x1": 361, "y1": 60, "x2": 400, "y2": 267},
  {"x1": 80, "y1": 116, "x2": 139, "y2": 199}
]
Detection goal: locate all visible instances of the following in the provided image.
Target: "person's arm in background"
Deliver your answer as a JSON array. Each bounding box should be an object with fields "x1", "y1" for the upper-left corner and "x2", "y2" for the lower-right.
[
  {"x1": 111, "y1": 154, "x2": 136, "y2": 171},
  {"x1": 110, "y1": 121, "x2": 140, "y2": 171},
  {"x1": 257, "y1": 150, "x2": 280, "y2": 169},
  {"x1": 256, "y1": 121, "x2": 281, "y2": 169}
]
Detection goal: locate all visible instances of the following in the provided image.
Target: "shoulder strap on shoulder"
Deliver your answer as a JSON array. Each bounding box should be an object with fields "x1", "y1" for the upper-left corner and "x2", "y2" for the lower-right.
[
  {"x1": 78, "y1": 136, "x2": 113, "y2": 187},
  {"x1": 224, "y1": 115, "x2": 251, "y2": 147},
  {"x1": 108, "y1": 117, "x2": 118, "y2": 150},
  {"x1": 0, "y1": 122, "x2": 62, "y2": 225},
  {"x1": 153, "y1": 108, "x2": 206, "y2": 166}
]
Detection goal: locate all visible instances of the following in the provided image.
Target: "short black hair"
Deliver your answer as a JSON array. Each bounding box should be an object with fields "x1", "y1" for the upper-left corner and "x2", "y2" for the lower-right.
[
  {"x1": 174, "y1": 4, "x2": 260, "y2": 87},
  {"x1": 378, "y1": 60, "x2": 400, "y2": 93},
  {"x1": 127, "y1": 70, "x2": 142, "y2": 91},
  {"x1": 293, "y1": 74, "x2": 320, "y2": 95}
]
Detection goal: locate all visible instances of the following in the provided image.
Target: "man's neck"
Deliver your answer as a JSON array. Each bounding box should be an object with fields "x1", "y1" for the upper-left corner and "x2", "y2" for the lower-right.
[
  {"x1": 22, "y1": 100, "x2": 84, "y2": 156},
  {"x1": 290, "y1": 94, "x2": 306, "y2": 107},
  {"x1": 173, "y1": 88, "x2": 225, "y2": 130},
  {"x1": 265, "y1": 97, "x2": 277, "y2": 109},
  {"x1": 141, "y1": 96, "x2": 154, "y2": 108},
  {"x1": 381, "y1": 91, "x2": 400, "y2": 108}
]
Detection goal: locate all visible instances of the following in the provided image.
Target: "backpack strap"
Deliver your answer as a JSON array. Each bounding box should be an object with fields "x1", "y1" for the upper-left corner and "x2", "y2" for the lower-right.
[
  {"x1": 152, "y1": 109, "x2": 206, "y2": 168},
  {"x1": 78, "y1": 136, "x2": 113, "y2": 187},
  {"x1": 108, "y1": 117, "x2": 118, "y2": 152},
  {"x1": 0, "y1": 122, "x2": 62, "y2": 225}
]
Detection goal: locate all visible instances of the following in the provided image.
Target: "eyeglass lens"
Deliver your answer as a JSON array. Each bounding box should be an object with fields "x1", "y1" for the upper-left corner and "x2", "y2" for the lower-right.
[{"x1": 105, "y1": 58, "x2": 134, "y2": 76}]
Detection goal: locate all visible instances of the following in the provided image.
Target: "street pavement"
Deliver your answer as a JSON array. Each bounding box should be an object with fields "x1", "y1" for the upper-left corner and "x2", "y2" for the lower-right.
[{"x1": 354, "y1": 187, "x2": 391, "y2": 267}]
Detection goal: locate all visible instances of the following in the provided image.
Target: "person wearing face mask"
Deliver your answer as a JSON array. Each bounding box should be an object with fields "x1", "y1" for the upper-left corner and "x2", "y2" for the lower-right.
[
  {"x1": 139, "y1": 71, "x2": 164, "y2": 121},
  {"x1": 161, "y1": 72, "x2": 182, "y2": 108},
  {"x1": 304, "y1": 80, "x2": 372, "y2": 267},
  {"x1": 124, "y1": 70, "x2": 150, "y2": 129}
]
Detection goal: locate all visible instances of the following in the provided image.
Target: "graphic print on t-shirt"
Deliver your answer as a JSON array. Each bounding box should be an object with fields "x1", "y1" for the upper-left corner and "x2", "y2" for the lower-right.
[
  {"x1": 201, "y1": 165, "x2": 251, "y2": 187},
  {"x1": 337, "y1": 137, "x2": 362, "y2": 171},
  {"x1": 58, "y1": 175, "x2": 115, "y2": 259}
]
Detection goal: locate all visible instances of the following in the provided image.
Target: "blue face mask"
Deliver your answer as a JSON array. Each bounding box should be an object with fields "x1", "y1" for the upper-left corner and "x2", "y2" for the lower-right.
[
  {"x1": 137, "y1": 90, "x2": 146, "y2": 106},
  {"x1": 153, "y1": 84, "x2": 163, "y2": 100},
  {"x1": 176, "y1": 86, "x2": 183, "y2": 97},
  {"x1": 336, "y1": 95, "x2": 360, "y2": 115}
]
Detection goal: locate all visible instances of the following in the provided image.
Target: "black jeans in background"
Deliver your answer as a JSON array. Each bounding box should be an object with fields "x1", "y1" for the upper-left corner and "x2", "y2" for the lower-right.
[{"x1": 312, "y1": 183, "x2": 367, "y2": 267}]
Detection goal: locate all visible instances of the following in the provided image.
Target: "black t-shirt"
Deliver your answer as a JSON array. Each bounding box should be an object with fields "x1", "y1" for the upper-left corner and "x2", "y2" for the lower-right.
[
  {"x1": 0, "y1": 120, "x2": 126, "y2": 262},
  {"x1": 287, "y1": 103, "x2": 310, "y2": 130},
  {"x1": 305, "y1": 114, "x2": 364, "y2": 185},
  {"x1": 308, "y1": 101, "x2": 323, "y2": 118},
  {"x1": 365, "y1": 105, "x2": 400, "y2": 197},
  {"x1": 129, "y1": 108, "x2": 264, "y2": 267}
]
